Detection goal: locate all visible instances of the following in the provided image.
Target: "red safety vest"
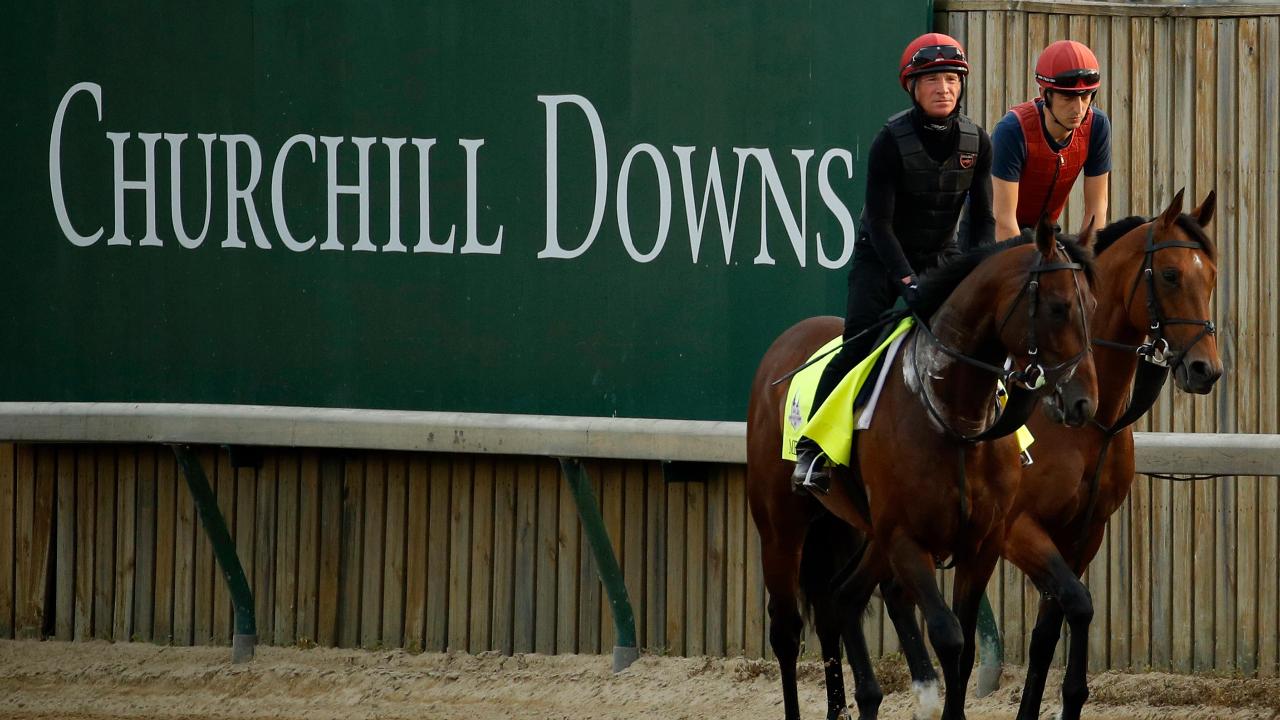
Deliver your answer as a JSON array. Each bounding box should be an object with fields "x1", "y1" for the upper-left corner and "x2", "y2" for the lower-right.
[{"x1": 1012, "y1": 99, "x2": 1093, "y2": 227}]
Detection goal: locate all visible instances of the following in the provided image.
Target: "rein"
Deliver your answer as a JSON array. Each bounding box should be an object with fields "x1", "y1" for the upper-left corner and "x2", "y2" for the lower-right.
[{"x1": 1073, "y1": 222, "x2": 1216, "y2": 554}]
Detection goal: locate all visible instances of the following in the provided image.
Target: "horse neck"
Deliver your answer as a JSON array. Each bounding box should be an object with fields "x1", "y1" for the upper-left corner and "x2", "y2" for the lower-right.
[
  {"x1": 917, "y1": 279, "x2": 1006, "y2": 436},
  {"x1": 1091, "y1": 234, "x2": 1150, "y2": 425}
]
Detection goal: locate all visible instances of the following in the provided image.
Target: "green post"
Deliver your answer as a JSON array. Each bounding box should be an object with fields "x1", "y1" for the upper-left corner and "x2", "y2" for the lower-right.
[
  {"x1": 172, "y1": 444, "x2": 257, "y2": 662},
  {"x1": 976, "y1": 592, "x2": 1003, "y2": 696},
  {"x1": 559, "y1": 458, "x2": 638, "y2": 672}
]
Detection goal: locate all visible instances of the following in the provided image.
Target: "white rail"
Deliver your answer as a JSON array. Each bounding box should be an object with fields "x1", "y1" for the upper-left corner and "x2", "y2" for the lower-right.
[{"x1": 0, "y1": 402, "x2": 1275, "y2": 475}]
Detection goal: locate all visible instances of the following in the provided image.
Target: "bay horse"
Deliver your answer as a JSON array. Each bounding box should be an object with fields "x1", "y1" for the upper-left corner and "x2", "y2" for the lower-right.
[
  {"x1": 1003, "y1": 190, "x2": 1221, "y2": 720},
  {"x1": 747, "y1": 220, "x2": 1099, "y2": 720}
]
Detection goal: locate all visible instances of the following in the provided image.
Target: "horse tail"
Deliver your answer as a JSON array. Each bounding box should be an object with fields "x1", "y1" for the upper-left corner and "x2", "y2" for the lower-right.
[{"x1": 798, "y1": 512, "x2": 870, "y2": 623}]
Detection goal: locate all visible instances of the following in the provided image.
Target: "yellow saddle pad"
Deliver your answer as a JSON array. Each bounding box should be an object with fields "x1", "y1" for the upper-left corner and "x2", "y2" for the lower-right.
[{"x1": 781, "y1": 318, "x2": 1033, "y2": 467}]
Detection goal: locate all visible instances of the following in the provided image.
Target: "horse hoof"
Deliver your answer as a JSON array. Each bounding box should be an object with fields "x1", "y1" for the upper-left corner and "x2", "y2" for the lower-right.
[{"x1": 826, "y1": 709, "x2": 853, "y2": 720}]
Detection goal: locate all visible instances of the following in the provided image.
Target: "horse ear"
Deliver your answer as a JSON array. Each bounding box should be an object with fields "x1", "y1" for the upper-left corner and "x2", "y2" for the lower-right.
[
  {"x1": 1035, "y1": 213, "x2": 1055, "y2": 258},
  {"x1": 1075, "y1": 214, "x2": 1097, "y2": 251},
  {"x1": 1191, "y1": 190, "x2": 1216, "y2": 229},
  {"x1": 1158, "y1": 188, "x2": 1186, "y2": 228}
]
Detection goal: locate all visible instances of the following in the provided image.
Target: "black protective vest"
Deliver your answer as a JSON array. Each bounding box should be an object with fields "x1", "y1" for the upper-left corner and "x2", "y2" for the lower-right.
[{"x1": 868, "y1": 110, "x2": 979, "y2": 261}]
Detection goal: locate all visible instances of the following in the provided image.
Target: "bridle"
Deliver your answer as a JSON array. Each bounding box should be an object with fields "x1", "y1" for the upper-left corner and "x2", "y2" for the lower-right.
[
  {"x1": 1092, "y1": 222, "x2": 1216, "y2": 374},
  {"x1": 911, "y1": 241, "x2": 1093, "y2": 445}
]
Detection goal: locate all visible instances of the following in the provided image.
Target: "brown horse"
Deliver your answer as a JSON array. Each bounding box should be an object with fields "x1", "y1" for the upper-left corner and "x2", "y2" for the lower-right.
[
  {"x1": 748, "y1": 220, "x2": 1099, "y2": 720},
  {"x1": 1003, "y1": 190, "x2": 1221, "y2": 720}
]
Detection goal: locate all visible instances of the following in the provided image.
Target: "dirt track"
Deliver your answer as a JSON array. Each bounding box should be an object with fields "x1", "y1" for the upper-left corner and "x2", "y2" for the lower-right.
[{"x1": 1, "y1": 639, "x2": 1278, "y2": 719}]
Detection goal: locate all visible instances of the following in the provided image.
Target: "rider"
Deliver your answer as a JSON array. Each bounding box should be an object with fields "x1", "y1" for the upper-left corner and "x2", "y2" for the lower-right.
[
  {"x1": 992, "y1": 39, "x2": 1111, "y2": 241},
  {"x1": 794, "y1": 32, "x2": 996, "y2": 494}
]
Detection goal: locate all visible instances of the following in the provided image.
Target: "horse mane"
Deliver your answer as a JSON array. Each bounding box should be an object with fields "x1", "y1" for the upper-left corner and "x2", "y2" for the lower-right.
[
  {"x1": 1094, "y1": 214, "x2": 1217, "y2": 262},
  {"x1": 912, "y1": 232, "x2": 1095, "y2": 320}
]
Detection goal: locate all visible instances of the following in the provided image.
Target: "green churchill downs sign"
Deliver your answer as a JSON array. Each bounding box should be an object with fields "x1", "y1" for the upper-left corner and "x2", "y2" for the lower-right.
[{"x1": 5, "y1": 3, "x2": 928, "y2": 422}]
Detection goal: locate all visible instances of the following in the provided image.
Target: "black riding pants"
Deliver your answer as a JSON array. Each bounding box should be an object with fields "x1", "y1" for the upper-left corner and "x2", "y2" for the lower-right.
[{"x1": 808, "y1": 243, "x2": 957, "y2": 418}]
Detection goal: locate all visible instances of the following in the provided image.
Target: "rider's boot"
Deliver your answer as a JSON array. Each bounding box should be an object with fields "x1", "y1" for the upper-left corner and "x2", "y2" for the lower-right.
[{"x1": 792, "y1": 437, "x2": 830, "y2": 495}]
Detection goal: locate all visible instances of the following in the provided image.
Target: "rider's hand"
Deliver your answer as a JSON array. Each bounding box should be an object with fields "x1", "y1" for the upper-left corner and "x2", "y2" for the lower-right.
[{"x1": 900, "y1": 275, "x2": 921, "y2": 309}]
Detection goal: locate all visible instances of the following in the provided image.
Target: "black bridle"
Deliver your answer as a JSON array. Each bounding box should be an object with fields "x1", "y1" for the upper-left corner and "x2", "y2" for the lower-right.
[{"x1": 911, "y1": 241, "x2": 1093, "y2": 445}]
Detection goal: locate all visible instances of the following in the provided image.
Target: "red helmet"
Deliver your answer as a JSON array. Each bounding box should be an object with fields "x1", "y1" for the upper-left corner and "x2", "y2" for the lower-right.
[
  {"x1": 899, "y1": 33, "x2": 969, "y2": 90},
  {"x1": 1035, "y1": 40, "x2": 1101, "y2": 94}
]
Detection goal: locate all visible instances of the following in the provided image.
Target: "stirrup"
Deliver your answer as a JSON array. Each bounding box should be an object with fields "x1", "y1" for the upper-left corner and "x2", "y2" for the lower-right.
[{"x1": 795, "y1": 449, "x2": 831, "y2": 495}]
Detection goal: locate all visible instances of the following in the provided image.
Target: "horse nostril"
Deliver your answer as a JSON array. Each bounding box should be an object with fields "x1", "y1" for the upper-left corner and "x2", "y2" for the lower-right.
[
  {"x1": 1073, "y1": 397, "x2": 1094, "y2": 422},
  {"x1": 1190, "y1": 360, "x2": 1211, "y2": 380}
]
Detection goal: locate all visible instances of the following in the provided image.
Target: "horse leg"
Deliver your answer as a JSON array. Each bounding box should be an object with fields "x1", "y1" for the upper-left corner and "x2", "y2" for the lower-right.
[
  {"x1": 881, "y1": 576, "x2": 940, "y2": 715},
  {"x1": 886, "y1": 534, "x2": 964, "y2": 720},
  {"x1": 764, "y1": 537, "x2": 807, "y2": 720},
  {"x1": 812, "y1": 595, "x2": 852, "y2": 720},
  {"x1": 950, "y1": 544, "x2": 1002, "y2": 717},
  {"x1": 1004, "y1": 518, "x2": 1098, "y2": 720},
  {"x1": 833, "y1": 542, "x2": 892, "y2": 720}
]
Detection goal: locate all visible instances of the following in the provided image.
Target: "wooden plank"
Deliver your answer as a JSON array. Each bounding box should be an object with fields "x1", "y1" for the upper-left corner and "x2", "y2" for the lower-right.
[
  {"x1": 425, "y1": 456, "x2": 451, "y2": 651},
  {"x1": 685, "y1": 478, "x2": 707, "y2": 656},
  {"x1": 724, "y1": 467, "x2": 747, "y2": 657},
  {"x1": 622, "y1": 461, "x2": 647, "y2": 650},
  {"x1": 1147, "y1": 14, "x2": 1174, "y2": 673},
  {"x1": 1192, "y1": 19, "x2": 1218, "y2": 671},
  {"x1": 92, "y1": 448, "x2": 116, "y2": 640},
  {"x1": 665, "y1": 479, "x2": 687, "y2": 656},
  {"x1": 0, "y1": 444, "x2": 13, "y2": 639},
  {"x1": 297, "y1": 451, "x2": 321, "y2": 645},
  {"x1": 274, "y1": 451, "x2": 300, "y2": 646},
  {"x1": 1258, "y1": 15, "x2": 1280, "y2": 679},
  {"x1": 152, "y1": 451, "x2": 175, "y2": 644},
  {"x1": 985, "y1": 13, "x2": 1007, "y2": 125},
  {"x1": 132, "y1": 448, "x2": 157, "y2": 643},
  {"x1": 253, "y1": 455, "x2": 278, "y2": 645},
  {"x1": 559, "y1": 462, "x2": 582, "y2": 654},
  {"x1": 55, "y1": 447, "x2": 77, "y2": 641},
  {"x1": 16, "y1": 446, "x2": 54, "y2": 639},
  {"x1": 12, "y1": 446, "x2": 34, "y2": 638},
  {"x1": 111, "y1": 448, "x2": 136, "y2": 642},
  {"x1": 1235, "y1": 15, "x2": 1261, "y2": 676},
  {"x1": 705, "y1": 467, "x2": 726, "y2": 657},
  {"x1": 402, "y1": 455, "x2": 430, "y2": 652},
  {"x1": 381, "y1": 453, "x2": 408, "y2": 649},
  {"x1": 489, "y1": 459, "x2": 517, "y2": 655},
  {"x1": 1003, "y1": 543, "x2": 1024, "y2": 665},
  {"x1": 512, "y1": 458, "x2": 537, "y2": 654},
  {"x1": 966, "y1": 11, "x2": 985, "y2": 127},
  {"x1": 576, "y1": 468, "x2": 599, "y2": 654},
  {"x1": 447, "y1": 456, "x2": 473, "y2": 652},
  {"x1": 359, "y1": 453, "x2": 385, "y2": 648},
  {"x1": 210, "y1": 450, "x2": 232, "y2": 644},
  {"x1": 337, "y1": 454, "x2": 362, "y2": 648},
  {"x1": 645, "y1": 461, "x2": 667, "y2": 652},
  {"x1": 191, "y1": 448, "x2": 215, "y2": 645},
  {"x1": 173, "y1": 447, "x2": 195, "y2": 645},
  {"x1": 1005, "y1": 10, "x2": 1027, "y2": 114},
  {"x1": 745, "y1": 480, "x2": 766, "y2": 659},
  {"x1": 599, "y1": 463, "x2": 626, "y2": 651},
  {"x1": 1086, "y1": 530, "x2": 1110, "y2": 672},
  {"x1": 317, "y1": 454, "x2": 343, "y2": 647},
  {"x1": 534, "y1": 457, "x2": 558, "y2": 654},
  {"x1": 467, "y1": 457, "x2": 494, "y2": 652},
  {"x1": 230, "y1": 461, "x2": 254, "y2": 646}
]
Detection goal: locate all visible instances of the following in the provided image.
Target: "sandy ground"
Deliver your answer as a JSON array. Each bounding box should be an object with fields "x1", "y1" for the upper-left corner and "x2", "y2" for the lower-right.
[{"x1": 1, "y1": 639, "x2": 1277, "y2": 720}]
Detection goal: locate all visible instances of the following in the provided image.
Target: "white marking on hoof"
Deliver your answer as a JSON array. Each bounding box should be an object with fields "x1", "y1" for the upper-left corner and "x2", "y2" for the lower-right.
[{"x1": 911, "y1": 680, "x2": 942, "y2": 720}]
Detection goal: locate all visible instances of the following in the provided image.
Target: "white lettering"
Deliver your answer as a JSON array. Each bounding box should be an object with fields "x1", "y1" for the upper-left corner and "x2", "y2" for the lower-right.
[
  {"x1": 411, "y1": 138, "x2": 457, "y2": 254},
  {"x1": 49, "y1": 82, "x2": 104, "y2": 247},
  {"x1": 271, "y1": 134, "x2": 317, "y2": 252},
  {"x1": 221, "y1": 134, "x2": 271, "y2": 249},
  {"x1": 616, "y1": 143, "x2": 671, "y2": 263},
  {"x1": 320, "y1": 136, "x2": 376, "y2": 251},
  {"x1": 537, "y1": 94, "x2": 607, "y2": 260},
  {"x1": 672, "y1": 146, "x2": 750, "y2": 264},
  {"x1": 739, "y1": 148, "x2": 811, "y2": 266},
  {"x1": 459, "y1": 138, "x2": 503, "y2": 254},
  {"x1": 816, "y1": 148, "x2": 856, "y2": 269},
  {"x1": 165, "y1": 133, "x2": 217, "y2": 249},
  {"x1": 382, "y1": 138, "x2": 407, "y2": 252},
  {"x1": 107, "y1": 131, "x2": 163, "y2": 246}
]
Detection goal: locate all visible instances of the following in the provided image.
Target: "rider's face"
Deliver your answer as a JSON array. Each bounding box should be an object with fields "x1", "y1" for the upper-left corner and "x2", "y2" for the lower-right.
[
  {"x1": 913, "y1": 72, "x2": 961, "y2": 119},
  {"x1": 1045, "y1": 90, "x2": 1094, "y2": 129}
]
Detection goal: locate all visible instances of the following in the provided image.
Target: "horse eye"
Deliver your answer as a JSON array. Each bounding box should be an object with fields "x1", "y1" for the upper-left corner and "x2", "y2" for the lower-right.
[
  {"x1": 1161, "y1": 268, "x2": 1180, "y2": 285},
  {"x1": 1047, "y1": 301, "x2": 1070, "y2": 324}
]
